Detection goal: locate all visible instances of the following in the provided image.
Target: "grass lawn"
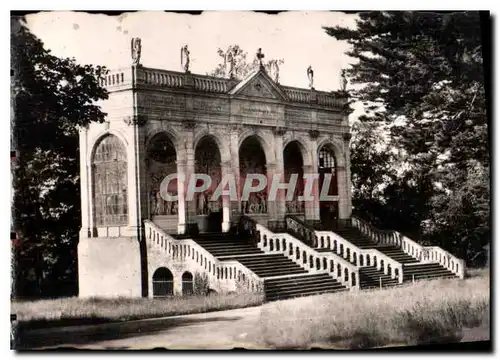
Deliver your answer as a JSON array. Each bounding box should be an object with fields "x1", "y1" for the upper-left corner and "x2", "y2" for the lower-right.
[
  {"x1": 250, "y1": 272, "x2": 490, "y2": 349},
  {"x1": 12, "y1": 292, "x2": 264, "y2": 329}
]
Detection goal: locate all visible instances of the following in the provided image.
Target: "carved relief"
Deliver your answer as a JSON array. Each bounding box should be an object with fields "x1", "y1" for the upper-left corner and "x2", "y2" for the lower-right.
[
  {"x1": 240, "y1": 79, "x2": 278, "y2": 99},
  {"x1": 193, "y1": 98, "x2": 229, "y2": 113},
  {"x1": 242, "y1": 191, "x2": 268, "y2": 214}
]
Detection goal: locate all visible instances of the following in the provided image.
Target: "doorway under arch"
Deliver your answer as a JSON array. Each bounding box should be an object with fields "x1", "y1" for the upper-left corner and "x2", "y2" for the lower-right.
[
  {"x1": 152, "y1": 267, "x2": 174, "y2": 297},
  {"x1": 182, "y1": 271, "x2": 194, "y2": 295},
  {"x1": 318, "y1": 143, "x2": 339, "y2": 227}
]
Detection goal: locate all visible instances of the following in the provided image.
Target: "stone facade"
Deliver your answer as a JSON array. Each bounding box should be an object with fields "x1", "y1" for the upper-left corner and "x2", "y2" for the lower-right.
[{"x1": 78, "y1": 64, "x2": 352, "y2": 297}]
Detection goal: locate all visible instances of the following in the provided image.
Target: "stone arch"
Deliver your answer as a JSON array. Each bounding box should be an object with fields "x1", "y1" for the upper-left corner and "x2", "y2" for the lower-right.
[
  {"x1": 88, "y1": 129, "x2": 128, "y2": 161},
  {"x1": 239, "y1": 134, "x2": 269, "y2": 215},
  {"x1": 91, "y1": 133, "x2": 128, "y2": 227},
  {"x1": 316, "y1": 138, "x2": 345, "y2": 168},
  {"x1": 238, "y1": 130, "x2": 275, "y2": 164},
  {"x1": 194, "y1": 129, "x2": 231, "y2": 163},
  {"x1": 145, "y1": 127, "x2": 182, "y2": 158},
  {"x1": 147, "y1": 132, "x2": 178, "y2": 217},
  {"x1": 282, "y1": 137, "x2": 313, "y2": 167},
  {"x1": 182, "y1": 271, "x2": 194, "y2": 295},
  {"x1": 152, "y1": 267, "x2": 174, "y2": 297}
]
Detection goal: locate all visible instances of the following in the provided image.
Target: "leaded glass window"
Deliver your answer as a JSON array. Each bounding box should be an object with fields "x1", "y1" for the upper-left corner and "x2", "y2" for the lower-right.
[
  {"x1": 319, "y1": 148, "x2": 336, "y2": 170},
  {"x1": 92, "y1": 135, "x2": 128, "y2": 226}
]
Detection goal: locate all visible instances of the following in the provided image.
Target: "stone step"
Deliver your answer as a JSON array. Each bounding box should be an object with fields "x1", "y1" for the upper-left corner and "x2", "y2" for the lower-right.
[
  {"x1": 266, "y1": 288, "x2": 347, "y2": 302},
  {"x1": 265, "y1": 274, "x2": 335, "y2": 287},
  {"x1": 257, "y1": 269, "x2": 308, "y2": 277},
  {"x1": 265, "y1": 283, "x2": 345, "y2": 299}
]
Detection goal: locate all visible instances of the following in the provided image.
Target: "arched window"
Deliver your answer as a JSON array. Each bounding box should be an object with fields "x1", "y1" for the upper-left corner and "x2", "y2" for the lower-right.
[
  {"x1": 182, "y1": 272, "x2": 194, "y2": 296},
  {"x1": 92, "y1": 135, "x2": 128, "y2": 226},
  {"x1": 153, "y1": 267, "x2": 173, "y2": 297}
]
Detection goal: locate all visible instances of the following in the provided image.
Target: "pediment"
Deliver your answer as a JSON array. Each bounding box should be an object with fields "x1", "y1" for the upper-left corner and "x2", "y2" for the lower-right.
[{"x1": 229, "y1": 69, "x2": 287, "y2": 101}]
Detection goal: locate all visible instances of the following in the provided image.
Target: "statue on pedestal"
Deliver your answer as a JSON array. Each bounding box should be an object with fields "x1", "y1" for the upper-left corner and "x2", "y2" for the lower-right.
[
  {"x1": 181, "y1": 45, "x2": 190, "y2": 73},
  {"x1": 340, "y1": 69, "x2": 348, "y2": 92},
  {"x1": 225, "y1": 47, "x2": 237, "y2": 79},
  {"x1": 307, "y1": 65, "x2": 314, "y2": 88},
  {"x1": 131, "y1": 37, "x2": 142, "y2": 66},
  {"x1": 155, "y1": 191, "x2": 164, "y2": 215},
  {"x1": 198, "y1": 192, "x2": 207, "y2": 215}
]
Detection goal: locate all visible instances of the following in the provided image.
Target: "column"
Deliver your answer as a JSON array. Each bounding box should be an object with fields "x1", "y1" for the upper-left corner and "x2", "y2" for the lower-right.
[
  {"x1": 229, "y1": 125, "x2": 241, "y2": 222},
  {"x1": 79, "y1": 128, "x2": 91, "y2": 237},
  {"x1": 302, "y1": 164, "x2": 315, "y2": 222},
  {"x1": 125, "y1": 118, "x2": 147, "y2": 236},
  {"x1": 183, "y1": 122, "x2": 198, "y2": 233},
  {"x1": 272, "y1": 129, "x2": 286, "y2": 226},
  {"x1": 344, "y1": 134, "x2": 353, "y2": 218},
  {"x1": 337, "y1": 135, "x2": 352, "y2": 220},
  {"x1": 308, "y1": 133, "x2": 321, "y2": 221},
  {"x1": 176, "y1": 159, "x2": 187, "y2": 234},
  {"x1": 221, "y1": 161, "x2": 232, "y2": 232}
]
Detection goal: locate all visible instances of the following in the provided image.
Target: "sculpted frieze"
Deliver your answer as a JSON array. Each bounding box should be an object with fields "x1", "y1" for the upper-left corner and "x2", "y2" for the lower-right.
[{"x1": 193, "y1": 97, "x2": 229, "y2": 113}]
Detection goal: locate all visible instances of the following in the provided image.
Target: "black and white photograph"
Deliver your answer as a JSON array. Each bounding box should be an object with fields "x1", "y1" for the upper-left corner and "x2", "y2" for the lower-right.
[{"x1": 9, "y1": 10, "x2": 491, "y2": 350}]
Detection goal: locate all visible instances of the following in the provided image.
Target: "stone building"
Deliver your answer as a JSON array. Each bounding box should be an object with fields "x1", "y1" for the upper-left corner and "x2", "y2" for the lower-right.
[{"x1": 78, "y1": 44, "x2": 354, "y2": 297}]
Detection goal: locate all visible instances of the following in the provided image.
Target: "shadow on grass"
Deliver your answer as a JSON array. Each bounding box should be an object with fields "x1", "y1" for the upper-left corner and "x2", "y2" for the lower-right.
[{"x1": 14, "y1": 316, "x2": 242, "y2": 350}]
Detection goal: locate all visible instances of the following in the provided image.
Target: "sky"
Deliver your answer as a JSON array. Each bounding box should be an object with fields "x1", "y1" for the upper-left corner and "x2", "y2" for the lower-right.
[{"x1": 24, "y1": 11, "x2": 360, "y2": 94}]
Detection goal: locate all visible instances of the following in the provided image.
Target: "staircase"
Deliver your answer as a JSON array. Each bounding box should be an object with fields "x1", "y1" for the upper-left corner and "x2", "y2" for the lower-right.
[
  {"x1": 183, "y1": 230, "x2": 347, "y2": 301},
  {"x1": 359, "y1": 266, "x2": 399, "y2": 289},
  {"x1": 264, "y1": 274, "x2": 347, "y2": 301},
  {"x1": 374, "y1": 245, "x2": 419, "y2": 264},
  {"x1": 403, "y1": 263, "x2": 458, "y2": 282},
  {"x1": 311, "y1": 221, "x2": 460, "y2": 286},
  {"x1": 173, "y1": 232, "x2": 264, "y2": 257},
  {"x1": 222, "y1": 254, "x2": 308, "y2": 277}
]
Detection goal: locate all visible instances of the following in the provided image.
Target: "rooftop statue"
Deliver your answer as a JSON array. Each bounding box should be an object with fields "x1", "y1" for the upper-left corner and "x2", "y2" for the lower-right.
[
  {"x1": 340, "y1": 69, "x2": 348, "y2": 92},
  {"x1": 224, "y1": 47, "x2": 237, "y2": 79},
  {"x1": 307, "y1": 65, "x2": 314, "y2": 89},
  {"x1": 131, "y1": 37, "x2": 142, "y2": 66},
  {"x1": 181, "y1": 45, "x2": 190, "y2": 73}
]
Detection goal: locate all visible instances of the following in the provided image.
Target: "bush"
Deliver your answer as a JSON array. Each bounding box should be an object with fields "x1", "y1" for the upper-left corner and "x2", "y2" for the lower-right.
[{"x1": 250, "y1": 274, "x2": 489, "y2": 349}]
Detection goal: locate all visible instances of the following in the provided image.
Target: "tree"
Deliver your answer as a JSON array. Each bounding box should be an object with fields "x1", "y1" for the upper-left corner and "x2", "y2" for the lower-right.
[
  {"x1": 324, "y1": 11, "x2": 489, "y2": 264},
  {"x1": 11, "y1": 17, "x2": 108, "y2": 297},
  {"x1": 208, "y1": 45, "x2": 284, "y2": 80}
]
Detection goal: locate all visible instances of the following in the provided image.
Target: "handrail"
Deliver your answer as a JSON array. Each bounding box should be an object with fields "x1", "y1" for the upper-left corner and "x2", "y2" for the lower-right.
[
  {"x1": 314, "y1": 230, "x2": 403, "y2": 283},
  {"x1": 351, "y1": 216, "x2": 465, "y2": 279},
  {"x1": 144, "y1": 220, "x2": 264, "y2": 293},
  {"x1": 254, "y1": 223, "x2": 360, "y2": 290},
  {"x1": 284, "y1": 215, "x2": 318, "y2": 248}
]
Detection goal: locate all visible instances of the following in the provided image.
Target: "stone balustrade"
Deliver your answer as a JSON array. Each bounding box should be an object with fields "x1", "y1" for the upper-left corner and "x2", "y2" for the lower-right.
[
  {"x1": 315, "y1": 230, "x2": 403, "y2": 283},
  {"x1": 144, "y1": 220, "x2": 263, "y2": 293},
  {"x1": 193, "y1": 76, "x2": 229, "y2": 93},
  {"x1": 100, "y1": 66, "x2": 346, "y2": 109},
  {"x1": 351, "y1": 216, "x2": 465, "y2": 279},
  {"x1": 282, "y1": 87, "x2": 310, "y2": 103},
  {"x1": 100, "y1": 68, "x2": 131, "y2": 88},
  {"x1": 255, "y1": 224, "x2": 360, "y2": 289},
  {"x1": 351, "y1": 216, "x2": 400, "y2": 246},
  {"x1": 139, "y1": 68, "x2": 185, "y2": 88},
  {"x1": 316, "y1": 93, "x2": 345, "y2": 107}
]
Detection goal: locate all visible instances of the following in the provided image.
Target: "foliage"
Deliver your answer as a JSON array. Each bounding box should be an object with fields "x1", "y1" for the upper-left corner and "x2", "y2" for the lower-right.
[
  {"x1": 250, "y1": 274, "x2": 489, "y2": 349},
  {"x1": 208, "y1": 44, "x2": 284, "y2": 80},
  {"x1": 12, "y1": 292, "x2": 265, "y2": 325},
  {"x1": 193, "y1": 272, "x2": 210, "y2": 295},
  {"x1": 325, "y1": 11, "x2": 490, "y2": 264},
  {"x1": 11, "y1": 17, "x2": 108, "y2": 298}
]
